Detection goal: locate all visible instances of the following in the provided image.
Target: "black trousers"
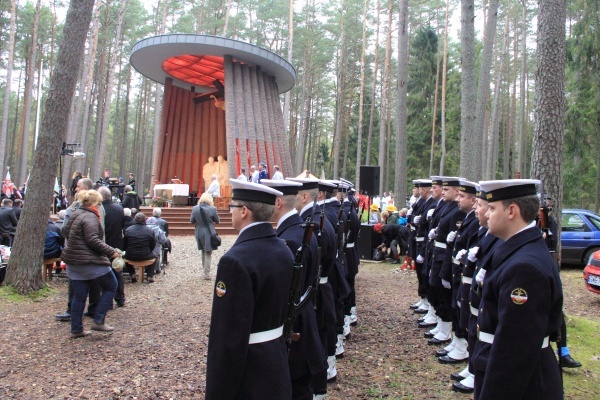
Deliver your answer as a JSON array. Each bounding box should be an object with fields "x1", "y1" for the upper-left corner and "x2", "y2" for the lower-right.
[{"x1": 430, "y1": 285, "x2": 452, "y2": 321}]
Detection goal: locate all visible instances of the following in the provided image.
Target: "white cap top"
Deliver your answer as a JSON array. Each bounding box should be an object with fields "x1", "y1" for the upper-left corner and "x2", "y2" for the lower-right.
[
  {"x1": 260, "y1": 179, "x2": 303, "y2": 195},
  {"x1": 229, "y1": 178, "x2": 283, "y2": 204},
  {"x1": 478, "y1": 179, "x2": 540, "y2": 202}
]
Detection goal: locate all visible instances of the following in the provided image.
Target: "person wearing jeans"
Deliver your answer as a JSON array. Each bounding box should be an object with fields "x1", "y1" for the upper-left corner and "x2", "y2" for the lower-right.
[{"x1": 61, "y1": 189, "x2": 119, "y2": 338}]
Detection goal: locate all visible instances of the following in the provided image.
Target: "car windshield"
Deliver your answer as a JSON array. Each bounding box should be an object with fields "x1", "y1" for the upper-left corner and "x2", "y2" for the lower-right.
[
  {"x1": 561, "y1": 213, "x2": 590, "y2": 232},
  {"x1": 588, "y1": 214, "x2": 600, "y2": 230}
]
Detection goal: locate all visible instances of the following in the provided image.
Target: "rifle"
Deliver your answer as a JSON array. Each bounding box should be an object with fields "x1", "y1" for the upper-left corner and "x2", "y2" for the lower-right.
[{"x1": 283, "y1": 193, "x2": 320, "y2": 347}]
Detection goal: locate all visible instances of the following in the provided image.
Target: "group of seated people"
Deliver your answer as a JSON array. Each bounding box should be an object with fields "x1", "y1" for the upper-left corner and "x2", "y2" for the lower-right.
[{"x1": 371, "y1": 204, "x2": 410, "y2": 264}]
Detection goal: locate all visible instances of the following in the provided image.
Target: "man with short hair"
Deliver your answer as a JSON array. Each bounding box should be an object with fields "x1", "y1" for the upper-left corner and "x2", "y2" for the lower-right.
[
  {"x1": 272, "y1": 165, "x2": 284, "y2": 180},
  {"x1": 206, "y1": 179, "x2": 293, "y2": 399},
  {"x1": 122, "y1": 185, "x2": 142, "y2": 209},
  {"x1": 206, "y1": 174, "x2": 220, "y2": 198},
  {"x1": 250, "y1": 165, "x2": 259, "y2": 183},
  {"x1": 0, "y1": 199, "x2": 17, "y2": 246},
  {"x1": 123, "y1": 212, "x2": 157, "y2": 282},
  {"x1": 471, "y1": 179, "x2": 563, "y2": 399},
  {"x1": 237, "y1": 168, "x2": 248, "y2": 181},
  {"x1": 12, "y1": 199, "x2": 23, "y2": 220},
  {"x1": 261, "y1": 179, "x2": 325, "y2": 400},
  {"x1": 153, "y1": 207, "x2": 171, "y2": 267},
  {"x1": 98, "y1": 186, "x2": 126, "y2": 306}
]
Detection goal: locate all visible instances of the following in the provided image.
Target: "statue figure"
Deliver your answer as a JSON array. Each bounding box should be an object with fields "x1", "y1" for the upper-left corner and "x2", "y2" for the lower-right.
[
  {"x1": 203, "y1": 156, "x2": 216, "y2": 190},
  {"x1": 216, "y1": 155, "x2": 229, "y2": 186}
]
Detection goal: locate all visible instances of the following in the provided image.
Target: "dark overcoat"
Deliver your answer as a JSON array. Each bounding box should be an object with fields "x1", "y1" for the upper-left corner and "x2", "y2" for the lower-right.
[
  {"x1": 190, "y1": 203, "x2": 219, "y2": 251},
  {"x1": 472, "y1": 227, "x2": 563, "y2": 400},
  {"x1": 206, "y1": 222, "x2": 293, "y2": 400}
]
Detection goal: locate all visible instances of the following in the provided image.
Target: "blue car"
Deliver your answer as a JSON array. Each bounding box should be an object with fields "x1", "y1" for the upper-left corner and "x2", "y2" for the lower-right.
[{"x1": 560, "y1": 209, "x2": 600, "y2": 266}]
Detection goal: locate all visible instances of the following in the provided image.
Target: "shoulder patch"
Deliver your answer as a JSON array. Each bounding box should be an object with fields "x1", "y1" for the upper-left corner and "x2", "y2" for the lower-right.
[
  {"x1": 216, "y1": 281, "x2": 227, "y2": 297},
  {"x1": 510, "y1": 288, "x2": 528, "y2": 305}
]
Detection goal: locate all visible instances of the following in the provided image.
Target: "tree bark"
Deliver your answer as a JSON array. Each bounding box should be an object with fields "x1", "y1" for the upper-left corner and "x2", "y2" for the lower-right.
[
  {"x1": 355, "y1": 0, "x2": 368, "y2": 187},
  {"x1": 0, "y1": 0, "x2": 17, "y2": 175},
  {"x1": 332, "y1": 0, "x2": 347, "y2": 179},
  {"x1": 17, "y1": 0, "x2": 42, "y2": 186},
  {"x1": 473, "y1": 0, "x2": 500, "y2": 181},
  {"x1": 394, "y1": 0, "x2": 409, "y2": 202},
  {"x1": 517, "y1": 0, "x2": 528, "y2": 176},
  {"x1": 378, "y1": 0, "x2": 393, "y2": 194},
  {"x1": 530, "y1": 0, "x2": 567, "y2": 254},
  {"x1": 5, "y1": 0, "x2": 95, "y2": 294},
  {"x1": 459, "y1": 0, "x2": 477, "y2": 179},
  {"x1": 366, "y1": 0, "x2": 381, "y2": 166},
  {"x1": 439, "y1": 0, "x2": 450, "y2": 175}
]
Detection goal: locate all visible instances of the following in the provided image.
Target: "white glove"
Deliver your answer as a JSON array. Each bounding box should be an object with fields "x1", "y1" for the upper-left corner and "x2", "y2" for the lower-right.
[
  {"x1": 447, "y1": 231, "x2": 457, "y2": 243},
  {"x1": 427, "y1": 209, "x2": 434, "y2": 219},
  {"x1": 442, "y1": 279, "x2": 451, "y2": 289},
  {"x1": 475, "y1": 268, "x2": 487, "y2": 284},
  {"x1": 467, "y1": 246, "x2": 479, "y2": 263},
  {"x1": 413, "y1": 215, "x2": 421, "y2": 224},
  {"x1": 456, "y1": 249, "x2": 468, "y2": 263},
  {"x1": 407, "y1": 209, "x2": 412, "y2": 217},
  {"x1": 428, "y1": 229, "x2": 437, "y2": 240},
  {"x1": 416, "y1": 255, "x2": 424, "y2": 263}
]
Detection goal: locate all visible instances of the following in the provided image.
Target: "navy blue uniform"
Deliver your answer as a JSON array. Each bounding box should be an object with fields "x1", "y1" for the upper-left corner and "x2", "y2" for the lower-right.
[
  {"x1": 414, "y1": 197, "x2": 436, "y2": 298},
  {"x1": 277, "y1": 212, "x2": 326, "y2": 399},
  {"x1": 343, "y1": 199, "x2": 360, "y2": 314},
  {"x1": 206, "y1": 222, "x2": 294, "y2": 400},
  {"x1": 472, "y1": 227, "x2": 563, "y2": 400}
]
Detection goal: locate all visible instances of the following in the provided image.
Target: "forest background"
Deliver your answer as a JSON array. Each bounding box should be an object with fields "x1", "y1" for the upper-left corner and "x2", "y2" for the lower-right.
[{"x1": 0, "y1": 0, "x2": 598, "y2": 211}]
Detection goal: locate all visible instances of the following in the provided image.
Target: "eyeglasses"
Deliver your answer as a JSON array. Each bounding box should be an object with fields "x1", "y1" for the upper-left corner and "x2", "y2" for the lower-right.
[{"x1": 229, "y1": 204, "x2": 253, "y2": 212}]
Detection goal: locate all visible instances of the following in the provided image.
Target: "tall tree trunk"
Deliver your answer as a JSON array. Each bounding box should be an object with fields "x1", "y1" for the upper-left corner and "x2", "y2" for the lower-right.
[
  {"x1": 429, "y1": 19, "x2": 442, "y2": 177},
  {"x1": 439, "y1": 0, "x2": 450, "y2": 175},
  {"x1": 377, "y1": 0, "x2": 393, "y2": 194},
  {"x1": 366, "y1": 0, "x2": 381, "y2": 166},
  {"x1": 530, "y1": 0, "x2": 567, "y2": 254},
  {"x1": 332, "y1": 0, "x2": 347, "y2": 179},
  {"x1": 505, "y1": 12, "x2": 518, "y2": 178},
  {"x1": 517, "y1": 1, "x2": 528, "y2": 176},
  {"x1": 0, "y1": 0, "x2": 17, "y2": 175},
  {"x1": 92, "y1": 0, "x2": 127, "y2": 180},
  {"x1": 486, "y1": 14, "x2": 510, "y2": 179},
  {"x1": 17, "y1": 0, "x2": 42, "y2": 186},
  {"x1": 283, "y1": 0, "x2": 294, "y2": 167},
  {"x1": 5, "y1": 0, "x2": 95, "y2": 294},
  {"x1": 355, "y1": 0, "x2": 369, "y2": 187},
  {"x1": 394, "y1": 0, "x2": 409, "y2": 202},
  {"x1": 223, "y1": 0, "x2": 233, "y2": 35},
  {"x1": 119, "y1": 66, "x2": 132, "y2": 178},
  {"x1": 473, "y1": 0, "x2": 500, "y2": 181},
  {"x1": 459, "y1": 0, "x2": 477, "y2": 178}
]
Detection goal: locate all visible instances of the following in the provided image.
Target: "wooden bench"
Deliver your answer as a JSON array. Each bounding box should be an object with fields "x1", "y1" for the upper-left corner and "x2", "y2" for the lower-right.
[
  {"x1": 42, "y1": 258, "x2": 61, "y2": 281},
  {"x1": 124, "y1": 258, "x2": 156, "y2": 283}
]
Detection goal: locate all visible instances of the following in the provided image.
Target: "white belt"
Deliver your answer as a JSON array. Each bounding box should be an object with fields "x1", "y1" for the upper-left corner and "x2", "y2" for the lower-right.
[
  {"x1": 319, "y1": 277, "x2": 328, "y2": 284},
  {"x1": 452, "y1": 257, "x2": 460, "y2": 265},
  {"x1": 346, "y1": 243, "x2": 355, "y2": 248},
  {"x1": 434, "y1": 241, "x2": 447, "y2": 249},
  {"x1": 249, "y1": 325, "x2": 283, "y2": 344},
  {"x1": 457, "y1": 300, "x2": 461, "y2": 307},
  {"x1": 478, "y1": 331, "x2": 549, "y2": 348},
  {"x1": 462, "y1": 276, "x2": 473, "y2": 285},
  {"x1": 470, "y1": 305, "x2": 479, "y2": 316},
  {"x1": 416, "y1": 237, "x2": 425, "y2": 242}
]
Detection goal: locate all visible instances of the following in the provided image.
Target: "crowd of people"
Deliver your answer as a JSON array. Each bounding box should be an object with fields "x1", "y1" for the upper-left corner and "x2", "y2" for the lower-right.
[
  {"x1": 397, "y1": 176, "x2": 577, "y2": 398},
  {"x1": 203, "y1": 177, "x2": 360, "y2": 399}
]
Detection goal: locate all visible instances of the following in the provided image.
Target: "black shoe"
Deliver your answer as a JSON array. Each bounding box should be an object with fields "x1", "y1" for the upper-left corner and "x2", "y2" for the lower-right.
[
  {"x1": 417, "y1": 316, "x2": 426, "y2": 323},
  {"x1": 409, "y1": 304, "x2": 420, "y2": 310},
  {"x1": 438, "y1": 355, "x2": 468, "y2": 364},
  {"x1": 391, "y1": 259, "x2": 400, "y2": 264},
  {"x1": 561, "y1": 355, "x2": 582, "y2": 368},
  {"x1": 451, "y1": 372, "x2": 467, "y2": 382},
  {"x1": 115, "y1": 300, "x2": 125, "y2": 307},
  {"x1": 84, "y1": 311, "x2": 95, "y2": 318},
  {"x1": 55, "y1": 311, "x2": 71, "y2": 322},
  {"x1": 424, "y1": 331, "x2": 435, "y2": 339},
  {"x1": 418, "y1": 321, "x2": 436, "y2": 328},
  {"x1": 428, "y1": 337, "x2": 451, "y2": 345},
  {"x1": 414, "y1": 308, "x2": 428, "y2": 314},
  {"x1": 452, "y1": 381, "x2": 474, "y2": 394},
  {"x1": 436, "y1": 349, "x2": 449, "y2": 357}
]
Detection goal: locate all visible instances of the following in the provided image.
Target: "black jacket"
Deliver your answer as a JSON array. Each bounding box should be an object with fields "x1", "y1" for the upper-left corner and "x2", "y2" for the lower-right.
[
  {"x1": 102, "y1": 200, "x2": 124, "y2": 250},
  {"x1": 0, "y1": 206, "x2": 18, "y2": 235},
  {"x1": 123, "y1": 222, "x2": 155, "y2": 261},
  {"x1": 122, "y1": 192, "x2": 142, "y2": 209}
]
